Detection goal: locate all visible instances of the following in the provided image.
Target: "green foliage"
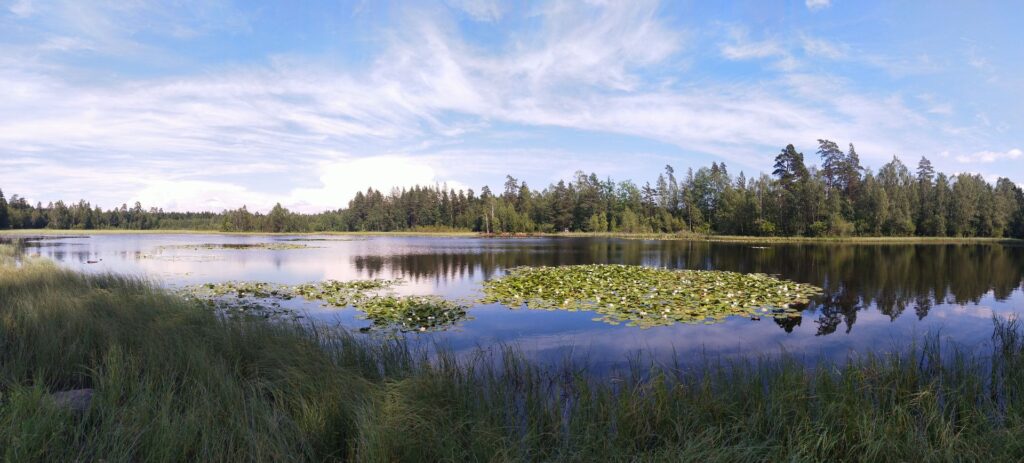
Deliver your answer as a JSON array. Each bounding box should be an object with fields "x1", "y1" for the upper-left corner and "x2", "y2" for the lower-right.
[
  {"x1": 0, "y1": 189, "x2": 9, "y2": 229},
  {"x1": 482, "y1": 264, "x2": 821, "y2": 327},
  {"x1": 184, "y1": 279, "x2": 398, "y2": 310},
  {"x1": 185, "y1": 279, "x2": 466, "y2": 332},
  {"x1": 293, "y1": 279, "x2": 398, "y2": 307},
  {"x1": 357, "y1": 296, "x2": 468, "y2": 332}
]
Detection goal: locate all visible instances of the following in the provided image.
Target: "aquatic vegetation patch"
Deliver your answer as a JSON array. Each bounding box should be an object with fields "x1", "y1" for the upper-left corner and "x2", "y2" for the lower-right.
[
  {"x1": 181, "y1": 281, "x2": 297, "y2": 319},
  {"x1": 274, "y1": 237, "x2": 362, "y2": 242},
  {"x1": 356, "y1": 295, "x2": 468, "y2": 333},
  {"x1": 189, "y1": 296, "x2": 297, "y2": 319},
  {"x1": 180, "y1": 279, "x2": 401, "y2": 320},
  {"x1": 139, "y1": 254, "x2": 223, "y2": 262},
  {"x1": 179, "y1": 279, "x2": 467, "y2": 331},
  {"x1": 185, "y1": 281, "x2": 294, "y2": 299},
  {"x1": 481, "y1": 264, "x2": 822, "y2": 327},
  {"x1": 293, "y1": 279, "x2": 399, "y2": 307},
  {"x1": 142, "y1": 242, "x2": 316, "y2": 261},
  {"x1": 156, "y1": 242, "x2": 318, "y2": 251},
  {"x1": 182, "y1": 279, "x2": 397, "y2": 305}
]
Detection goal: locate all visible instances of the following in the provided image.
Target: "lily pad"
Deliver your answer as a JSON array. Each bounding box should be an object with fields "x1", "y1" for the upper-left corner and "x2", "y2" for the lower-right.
[
  {"x1": 185, "y1": 281, "x2": 292, "y2": 299},
  {"x1": 156, "y1": 243, "x2": 317, "y2": 251},
  {"x1": 481, "y1": 264, "x2": 821, "y2": 328},
  {"x1": 292, "y1": 279, "x2": 398, "y2": 307},
  {"x1": 356, "y1": 295, "x2": 468, "y2": 333},
  {"x1": 180, "y1": 279, "x2": 466, "y2": 332}
]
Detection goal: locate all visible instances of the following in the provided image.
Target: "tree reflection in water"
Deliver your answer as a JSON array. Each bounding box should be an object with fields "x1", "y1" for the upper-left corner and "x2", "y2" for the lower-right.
[{"x1": 352, "y1": 239, "x2": 1024, "y2": 335}]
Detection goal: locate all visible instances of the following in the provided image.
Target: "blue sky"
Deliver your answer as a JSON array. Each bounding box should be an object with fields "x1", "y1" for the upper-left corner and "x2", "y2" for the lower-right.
[{"x1": 0, "y1": 0, "x2": 1021, "y2": 212}]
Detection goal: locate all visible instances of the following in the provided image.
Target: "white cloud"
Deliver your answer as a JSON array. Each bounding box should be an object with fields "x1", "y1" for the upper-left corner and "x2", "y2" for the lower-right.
[
  {"x1": 927, "y1": 103, "x2": 953, "y2": 116},
  {"x1": 720, "y1": 27, "x2": 786, "y2": 61},
  {"x1": 446, "y1": 0, "x2": 505, "y2": 22},
  {"x1": 135, "y1": 180, "x2": 273, "y2": 213},
  {"x1": 801, "y1": 36, "x2": 844, "y2": 59},
  {"x1": 721, "y1": 40, "x2": 785, "y2": 60},
  {"x1": 805, "y1": 0, "x2": 831, "y2": 11},
  {"x1": 955, "y1": 148, "x2": 1022, "y2": 164},
  {"x1": 37, "y1": 36, "x2": 95, "y2": 52},
  {"x1": 917, "y1": 94, "x2": 954, "y2": 116},
  {"x1": 288, "y1": 156, "x2": 468, "y2": 213},
  {"x1": 129, "y1": 155, "x2": 470, "y2": 213},
  {"x1": 7, "y1": 0, "x2": 34, "y2": 17}
]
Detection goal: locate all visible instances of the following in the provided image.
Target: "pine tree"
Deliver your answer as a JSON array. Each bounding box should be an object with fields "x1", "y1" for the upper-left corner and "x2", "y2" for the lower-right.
[
  {"x1": 773, "y1": 144, "x2": 808, "y2": 187},
  {"x1": 772, "y1": 144, "x2": 810, "y2": 235},
  {"x1": 915, "y1": 157, "x2": 935, "y2": 234},
  {"x1": 817, "y1": 139, "x2": 845, "y2": 192},
  {"x1": 841, "y1": 143, "x2": 864, "y2": 203},
  {"x1": 0, "y1": 188, "x2": 9, "y2": 229}
]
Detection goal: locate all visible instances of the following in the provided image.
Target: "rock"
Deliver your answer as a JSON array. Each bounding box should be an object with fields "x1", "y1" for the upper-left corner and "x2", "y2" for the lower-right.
[{"x1": 50, "y1": 388, "x2": 93, "y2": 413}]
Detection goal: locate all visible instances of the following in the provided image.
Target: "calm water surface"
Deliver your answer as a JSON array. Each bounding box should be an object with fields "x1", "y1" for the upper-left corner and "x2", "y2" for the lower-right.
[{"x1": 18, "y1": 234, "x2": 1024, "y2": 369}]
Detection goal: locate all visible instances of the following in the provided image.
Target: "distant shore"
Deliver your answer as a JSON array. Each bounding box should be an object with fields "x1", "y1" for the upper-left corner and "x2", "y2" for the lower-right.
[{"x1": 2, "y1": 228, "x2": 1022, "y2": 244}]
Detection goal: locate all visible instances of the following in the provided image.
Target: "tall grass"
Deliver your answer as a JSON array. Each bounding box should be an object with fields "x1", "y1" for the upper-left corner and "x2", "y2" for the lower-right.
[{"x1": 3, "y1": 249, "x2": 1024, "y2": 461}]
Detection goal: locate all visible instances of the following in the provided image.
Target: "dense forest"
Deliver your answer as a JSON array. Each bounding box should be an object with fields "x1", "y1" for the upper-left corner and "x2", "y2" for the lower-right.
[{"x1": 2, "y1": 140, "x2": 1023, "y2": 237}]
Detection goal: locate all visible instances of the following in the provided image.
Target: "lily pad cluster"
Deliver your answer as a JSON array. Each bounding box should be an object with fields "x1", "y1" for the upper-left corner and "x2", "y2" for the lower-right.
[
  {"x1": 187, "y1": 281, "x2": 294, "y2": 299},
  {"x1": 182, "y1": 265, "x2": 821, "y2": 331},
  {"x1": 293, "y1": 279, "x2": 398, "y2": 307},
  {"x1": 157, "y1": 243, "x2": 316, "y2": 251},
  {"x1": 190, "y1": 297, "x2": 296, "y2": 320},
  {"x1": 357, "y1": 296, "x2": 468, "y2": 333},
  {"x1": 181, "y1": 279, "x2": 470, "y2": 332},
  {"x1": 481, "y1": 264, "x2": 822, "y2": 328}
]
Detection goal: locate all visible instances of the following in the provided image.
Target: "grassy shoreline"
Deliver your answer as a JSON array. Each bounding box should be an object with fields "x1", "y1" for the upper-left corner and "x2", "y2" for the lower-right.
[
  {"x1": 4, "y1": 247, "x2": 1024, "y2": 460},
  {"x1": 2, "y1": 227, "x2": 1021, "y2": 245}
]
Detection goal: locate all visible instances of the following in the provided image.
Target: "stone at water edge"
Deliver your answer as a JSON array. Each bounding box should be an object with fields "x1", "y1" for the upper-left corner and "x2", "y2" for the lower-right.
[{"x1": 50, "y1": 388, "x2": 94, "y2": 412}]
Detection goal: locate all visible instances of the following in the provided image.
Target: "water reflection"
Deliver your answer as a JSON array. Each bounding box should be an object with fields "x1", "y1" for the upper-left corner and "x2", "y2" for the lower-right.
[{"x1": 348, "y1": 239, "x2": 1024, "y2": 335}]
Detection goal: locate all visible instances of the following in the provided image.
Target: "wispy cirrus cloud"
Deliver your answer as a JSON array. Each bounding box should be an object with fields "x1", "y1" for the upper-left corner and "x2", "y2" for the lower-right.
[
  {"x1": 445, "y1": 0, "x2": 505, "y2": 22},
  {"x1": 720, "y1": 26, "x2": 787, "y2": 61},
  {"x1": 805, "y1": 0, "x2": 831, "y2": 11},
  {"x1": 955, "y1": 148, "x2": 1022, "y2": 164},
  {"x1": 801, "y1": 36, "x2": 845, "y2": 59}
]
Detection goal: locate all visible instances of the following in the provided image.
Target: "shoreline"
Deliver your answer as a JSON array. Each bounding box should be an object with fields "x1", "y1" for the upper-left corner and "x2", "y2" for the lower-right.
[{"x1": 1, "y1": 228, "x2": 1021, "y2": 244}]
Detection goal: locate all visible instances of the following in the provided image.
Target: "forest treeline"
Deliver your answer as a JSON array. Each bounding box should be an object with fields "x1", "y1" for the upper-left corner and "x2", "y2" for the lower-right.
[{"x1": 2, "y1": 140, "x2": 1023, "y2": 237}]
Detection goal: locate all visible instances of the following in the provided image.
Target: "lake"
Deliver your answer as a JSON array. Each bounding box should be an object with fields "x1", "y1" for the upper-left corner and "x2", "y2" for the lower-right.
[{"x1": 15, "y1": 234, "x2": 1024, "y2": 370}]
